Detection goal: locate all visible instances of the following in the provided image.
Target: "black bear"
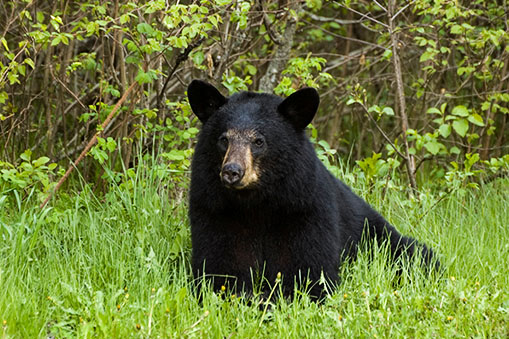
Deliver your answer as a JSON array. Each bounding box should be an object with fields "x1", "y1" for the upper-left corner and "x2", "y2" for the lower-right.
[{"x1": 187, "y1": 80, "x2": 436, "y2": 298}]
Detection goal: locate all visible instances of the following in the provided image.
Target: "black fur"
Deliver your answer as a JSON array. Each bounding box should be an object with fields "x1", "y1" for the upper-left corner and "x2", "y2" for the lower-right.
[{"x1": 187, "y1": 80, "x2": 436, "y2": 298}]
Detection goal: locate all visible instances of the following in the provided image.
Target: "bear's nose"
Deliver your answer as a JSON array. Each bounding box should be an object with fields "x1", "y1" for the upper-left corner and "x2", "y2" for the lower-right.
[{"x1": 221, "y1": 163, "x2": 244, "y2": 186}]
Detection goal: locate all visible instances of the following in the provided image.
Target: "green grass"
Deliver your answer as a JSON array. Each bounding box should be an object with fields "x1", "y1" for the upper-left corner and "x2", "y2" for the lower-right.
[{"x1": 0, "y1": 163, "x2": 508, "y2": 338}]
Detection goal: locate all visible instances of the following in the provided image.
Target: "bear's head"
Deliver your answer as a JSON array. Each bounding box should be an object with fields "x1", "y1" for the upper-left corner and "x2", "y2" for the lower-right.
[{"x1": 187, "y1": 80, "x2": 319, "y2": 193}]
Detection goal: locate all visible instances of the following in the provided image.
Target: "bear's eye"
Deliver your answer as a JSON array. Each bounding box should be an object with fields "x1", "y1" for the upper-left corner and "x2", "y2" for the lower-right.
[
  {"x1": 218, "y1": 135, "x2": 228, "y2": 146},
  {"x1": 253, "y1": 138, "x2": 264, "y2": 147}
]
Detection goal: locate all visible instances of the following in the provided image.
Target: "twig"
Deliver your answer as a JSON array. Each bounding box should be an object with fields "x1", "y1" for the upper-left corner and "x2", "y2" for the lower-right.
[
  {"x1": 391, "y1": 0, "x2": 415, "y2": 21},
  {"x1": 258, "y1": 0, "x2": 283, "y2": 45},
  {"x1": 49, "y1": 66, "x2": 87, "y2": 110},
  {"x1": 306, "y1": 12, "x2": 366, "y2": 25},
  {"x1": 182, "y1": 310, "x2": 210, "y2": 335},
  {"x1": 158, "y1": 38, "x2": 203, "y2": 108},
  {"x1": 39, "y1": 80, "x2": 138, "y2": 209},
  {"x1": 336, "y1": 2, "x2": 389, "y2": 28},
  {"x1": 357, "y1": 102, "x2": 408, "y2": 161}
]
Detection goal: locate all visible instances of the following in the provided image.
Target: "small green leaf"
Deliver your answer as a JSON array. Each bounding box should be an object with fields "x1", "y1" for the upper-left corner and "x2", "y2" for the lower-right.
[
  {"x1": 0, "y1": 91, "x2": 8, "y2": 104},
  {"x1": 481, "y1": 101, "x2": 491, "y2": 111},
  {"x1": 135, "y1": 69, "x2": 157, "y2": 85},
  {"x1": 426, "y1": 107, "x2": 442, "y2": 115},
  {"x1": 368, "y1": 105, "x2": 380, "y2": 113},
  {"x1": 33, "y1": 156, "x2": 50, "y2": 167},
  {"x1": 51, "y1": 35, "x2": 62, "y2": 46},
  {"x1": 24, "y1": 58, "x2": 35, "y2": 69},
  {"x1": 450, "y1": 24, "x2": 462, "y2": 34},
  {"x1": 192, "y1": 51, "x2": 204, "y2": 65},
  {"x1": 382, "y1": 107, "x2": 394, "y2": 116},
  {"x1": 450, "y1": 146, "x2": 461, "y2": 155},
  {"x1": 120, "y1": 14, "x2": 130, "y2": 24},
  {"x1": 1, "y1": 38, "x2": 9, "y2": 51},
  {"x1": 346, "y1": 98, "x2": 357, "y2": 105},
  {"x1": 165, "y1": 150, "x2": 185, "y2": 161},
  {"x1": 245, "y1": 64, "x2": 257, "y2": 75},
  {"x1": 105, "y1": 137, "x2": 117, "y2": 152}
]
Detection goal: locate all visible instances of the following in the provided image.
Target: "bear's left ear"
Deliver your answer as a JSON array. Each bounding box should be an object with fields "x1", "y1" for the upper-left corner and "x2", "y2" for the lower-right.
[
  {"x1": 277, "y1": 88, "x2": 320, "y2": 130},
  {"x1": 187, "y1": 80, "x2": 227, "y2": 123}
]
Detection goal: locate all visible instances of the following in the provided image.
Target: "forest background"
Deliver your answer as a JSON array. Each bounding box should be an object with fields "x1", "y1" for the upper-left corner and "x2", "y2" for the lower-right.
[
  {"x1": 1, "y1": 0, "x2": 508, "y2": 196},
  {"x1": 0, "y1": 0, "x2": 508, "y2": 337}
]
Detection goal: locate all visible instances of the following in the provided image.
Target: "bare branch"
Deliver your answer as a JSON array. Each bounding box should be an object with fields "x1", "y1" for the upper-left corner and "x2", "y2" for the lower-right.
[
  {"x1": 336, "y1": 2, "x2": 389, "y2": 29},
  {"x1": 356, "y1": 101, "x2": 408, "y2": 161}
]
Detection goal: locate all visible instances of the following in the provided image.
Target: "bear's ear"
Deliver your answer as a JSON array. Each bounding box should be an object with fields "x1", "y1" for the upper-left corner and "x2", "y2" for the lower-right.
[
  {"x1": 277, "y1": 88, "x2": 320, "y2": 130},
  {"x1": 187, "y1": 80, "x2": 227, "y2": 123}
]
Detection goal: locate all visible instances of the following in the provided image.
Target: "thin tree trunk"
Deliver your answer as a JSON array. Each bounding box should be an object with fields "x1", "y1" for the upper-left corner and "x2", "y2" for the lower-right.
[{"x1": 388, "y1": 0, "x2": 417, "y2": 192}]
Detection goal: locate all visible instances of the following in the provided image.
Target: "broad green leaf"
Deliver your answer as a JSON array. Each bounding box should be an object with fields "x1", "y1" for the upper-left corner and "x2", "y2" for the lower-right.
[
  {"x1": 165, "y1": 150, "x2": 185, "y2": 161},
  {"x1": 452, "y1": 118, "x2": 469, "y2": 137},
  {"x1": 439, "y1": 124, "x2": 451, "y2": 138},
  {"x1": 20, "y1": 150, "x2": 32, "y2": 162},
  {"x1": 86, "y1": 22, "x2": 96, "y2": 35},
  {"x1": 51, "y1": 35, "x2": 61, "y2": 46},
  {"x1": 424, "y1": 140, "x2": 441, "y2": 155},
  {"x1": 451, "y1": 105, "x2": 469, "y2": 117},
  {"x1": 137, "y1": 23, "x2": 153, "y2": 35},
  {"x1": 467, "y1": 113, "x2": 484, "y2": 126}
]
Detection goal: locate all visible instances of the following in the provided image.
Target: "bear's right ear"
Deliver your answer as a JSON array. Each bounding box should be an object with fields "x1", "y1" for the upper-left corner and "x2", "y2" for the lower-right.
[{"x1": 187, "y1": 80, "x2": 227, "y2": 123}]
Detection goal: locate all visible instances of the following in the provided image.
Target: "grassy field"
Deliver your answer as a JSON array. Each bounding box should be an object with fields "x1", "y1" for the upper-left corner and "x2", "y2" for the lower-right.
[{"x1": 0, "y1": 162, "x2": 508, "y2": 338}]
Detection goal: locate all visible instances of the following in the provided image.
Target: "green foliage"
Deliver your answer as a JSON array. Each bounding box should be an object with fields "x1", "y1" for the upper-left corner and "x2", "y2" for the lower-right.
[
  {"x1": 0, "y1": 150, "x2": 60, "y2": 202},
  {"x1": 275, "y1": 54, "x2": 333, "y2": 95},
  {"x1": 338, "y1": 0, "x2": 508, "y2": 189},
  {"x1": 222, "y1": 72, "x2": 252, "y2": 94},
  {"x1": 90, "y1": 137, "x2": 117, "y2": 164}
]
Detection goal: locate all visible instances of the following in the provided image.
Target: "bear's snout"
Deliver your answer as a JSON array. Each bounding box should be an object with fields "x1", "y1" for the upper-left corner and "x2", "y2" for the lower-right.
[{"x1": 221, "y1": 163, "x2": 245, "y2": 187}]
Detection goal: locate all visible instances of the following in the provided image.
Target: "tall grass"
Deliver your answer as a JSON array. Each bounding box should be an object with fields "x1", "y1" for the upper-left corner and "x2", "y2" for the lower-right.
[{"x1": 0, "y1": 160, "x2": 507, "y2": 338}]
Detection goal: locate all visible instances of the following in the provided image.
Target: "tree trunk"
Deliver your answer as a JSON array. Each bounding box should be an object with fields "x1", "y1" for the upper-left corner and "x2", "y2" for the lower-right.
[{"x1": 258, "y1": 1, "x2": 302, "y2": 93}]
